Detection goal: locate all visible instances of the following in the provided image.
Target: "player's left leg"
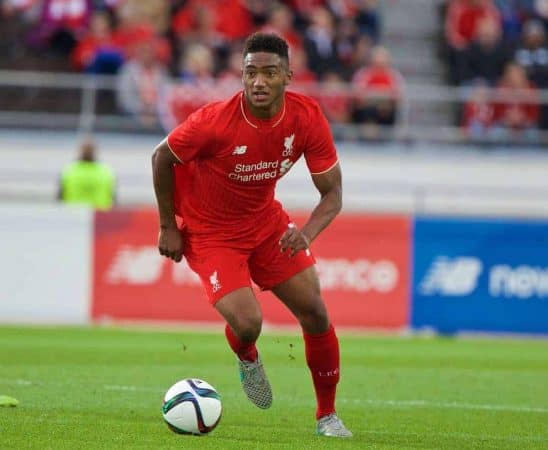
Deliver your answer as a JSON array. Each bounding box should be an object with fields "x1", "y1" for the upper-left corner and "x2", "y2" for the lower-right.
[
  {"x1": 271, "y1": 267, "x2": 352, "y2": 437},
  {"x1": 249, "y1": 213, "x2": 351, "y2": 435}
]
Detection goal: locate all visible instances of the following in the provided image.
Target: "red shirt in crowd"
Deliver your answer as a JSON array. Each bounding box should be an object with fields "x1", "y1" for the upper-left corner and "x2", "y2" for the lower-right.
[
  {"x1": 445, "y1": 0, "x2": 501, "y2": 49},
  {"x1": 352, "y1": 66, "x2": 404, "y2": 99},
  {"x1": 112, "y1": 22, "x2": 171, "y2": 63},
  {"x1": 284, "y1": 0, "x2": 326, "y2": 16},
  {"x1": 71, "y1": 33, "x2": 118, "y2": 69},
  {"x1": 166, "y1": 91, "x2": 338, "y2": 241},
  {"x1": 172, "y1": 0, "x2": 254, "y2": 41},
  {"x1": 493, "y1": 81, "x2": 540, "y2": 129},
  {"x1": 461, "y1": 98, "x2": 495, "y2": 129}
]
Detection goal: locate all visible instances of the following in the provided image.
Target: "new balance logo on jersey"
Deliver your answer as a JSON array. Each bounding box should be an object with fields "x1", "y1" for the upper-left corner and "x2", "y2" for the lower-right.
[
  {"x1": 419, "y1": 256, "x2": 482, "y2": 296},
  {"x1": 209, "y1": 271, "x2": 222, "y2": 293},
  {"x1": 233, "y1": 145, "x2": 247, "y2": 155},
  {"x1": 282, "y1": 133, "x2": 295, "y2": 156}
]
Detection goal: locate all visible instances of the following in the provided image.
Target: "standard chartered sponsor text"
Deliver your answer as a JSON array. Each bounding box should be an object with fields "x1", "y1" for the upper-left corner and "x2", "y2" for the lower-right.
[{"x1": 229, "y1": 160, "x2": 279, "y2": 182}]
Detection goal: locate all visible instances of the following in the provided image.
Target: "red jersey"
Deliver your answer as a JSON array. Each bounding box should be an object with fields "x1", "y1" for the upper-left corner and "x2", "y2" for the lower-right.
[{"x1": 167, "y1": 90, "x2": 338, "y2": 244}]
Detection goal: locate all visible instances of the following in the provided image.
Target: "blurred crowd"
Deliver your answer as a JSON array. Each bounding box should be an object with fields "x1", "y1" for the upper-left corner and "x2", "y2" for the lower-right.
[
  {"x1": 0, "y1": 0, "x2": 405, "y2": 138},
  {"x1": 441, "y1": 0, "x2": 548, "y2": 140},
  {"x1": 2, "y1": 0, "x2": 547, "y2": 143}
]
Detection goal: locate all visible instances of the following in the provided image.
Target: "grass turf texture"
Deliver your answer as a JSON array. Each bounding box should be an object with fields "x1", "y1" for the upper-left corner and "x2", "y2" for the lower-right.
[{"x1": 0, "y1": 326, "x2": 546, "y2": 449}]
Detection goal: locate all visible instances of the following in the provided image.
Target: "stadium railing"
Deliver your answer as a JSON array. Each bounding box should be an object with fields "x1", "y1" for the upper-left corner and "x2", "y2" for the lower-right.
[{"x1": 1, "y1": 69, "x2": 548, "y2": 147}]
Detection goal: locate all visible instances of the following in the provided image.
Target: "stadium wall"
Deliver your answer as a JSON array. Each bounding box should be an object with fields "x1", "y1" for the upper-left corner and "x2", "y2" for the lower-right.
[
  {"x1": 1, "y1": 204, "x2": 547, "y2": 335},
  {"x1": 2, "y1": 130, "x2": 548, "y2": 218},
  {"x1": 0, "y1": 204, "x2": 92, "y2": 324}
]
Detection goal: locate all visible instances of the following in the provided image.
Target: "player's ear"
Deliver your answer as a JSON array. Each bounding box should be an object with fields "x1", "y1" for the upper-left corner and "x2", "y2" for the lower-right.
[{"x1": 284, "y1": 69, "x2": 293, "y2": 85}]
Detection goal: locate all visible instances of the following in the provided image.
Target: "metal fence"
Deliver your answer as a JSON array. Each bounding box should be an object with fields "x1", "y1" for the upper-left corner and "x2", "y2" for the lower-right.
[{"x1": 1, "y1": 69, "x2": 548, "y2": 146}]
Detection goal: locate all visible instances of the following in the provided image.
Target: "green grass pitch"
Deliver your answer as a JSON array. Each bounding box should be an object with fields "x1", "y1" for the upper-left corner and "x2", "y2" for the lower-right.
[{"x1": 0, "y1": 325, "x2": 547, "y2": 449}]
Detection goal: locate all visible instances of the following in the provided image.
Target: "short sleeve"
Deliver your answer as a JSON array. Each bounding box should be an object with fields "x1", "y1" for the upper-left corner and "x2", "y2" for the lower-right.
[
  {"x1": 166, "y1": 106, "x2": 216, "y2": 163},
  {"x1": 303, "y1": 103, "x2": 339, "y2": 174}
]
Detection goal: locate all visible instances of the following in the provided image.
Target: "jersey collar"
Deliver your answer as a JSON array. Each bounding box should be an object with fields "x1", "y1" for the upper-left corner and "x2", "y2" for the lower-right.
[{"x1": 240, "y1": 92, "x2": 286, "y2": 129}]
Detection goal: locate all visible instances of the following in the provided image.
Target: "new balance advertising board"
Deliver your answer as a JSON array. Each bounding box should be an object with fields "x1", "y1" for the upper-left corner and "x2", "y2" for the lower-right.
[
  {"x1": 412, "y1": 217, "x2": 548, "y2": 334},
  {"x1": 93, "y1": 209, "x2": 411, "y2": 329}
]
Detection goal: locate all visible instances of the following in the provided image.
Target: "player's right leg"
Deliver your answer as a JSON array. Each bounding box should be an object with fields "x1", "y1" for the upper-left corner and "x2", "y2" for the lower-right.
[
  {"x1": 216, "y1": 289, "x2": 273, "y2": 409},
  {"x1": 184, "y1": 245, "x2": 273, "y2": 409}
]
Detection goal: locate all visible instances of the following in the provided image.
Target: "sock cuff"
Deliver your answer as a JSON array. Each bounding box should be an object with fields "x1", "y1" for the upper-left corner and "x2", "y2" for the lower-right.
[{"x1": 303, "y1": 323, "x2": 335, "y2": 342}]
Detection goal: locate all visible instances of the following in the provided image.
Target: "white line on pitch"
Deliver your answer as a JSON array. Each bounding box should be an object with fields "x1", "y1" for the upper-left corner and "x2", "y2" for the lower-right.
[
  {"x1": 3, "y1": 378, "x2": 548, "y2": 414},
  {"x1": 348, "y1": 398, "x2": 548, "y2": 414},
  {"x1": 103, "y1": 383, "x2": 548, "y2": 414}
]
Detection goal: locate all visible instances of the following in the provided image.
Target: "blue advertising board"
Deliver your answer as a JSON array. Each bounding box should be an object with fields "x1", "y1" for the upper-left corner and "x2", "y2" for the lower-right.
[{"x1": 412, "y1": 217, "x2": 548, "y2": 335}]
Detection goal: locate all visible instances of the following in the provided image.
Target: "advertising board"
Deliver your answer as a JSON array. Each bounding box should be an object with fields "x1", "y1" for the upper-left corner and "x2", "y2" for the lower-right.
[
  {"x1": 93, "y1": 209, "x2": 411, "y2": 329},
  {"x1": 412, "y1": 217, "x2": 548, "y2": 334}
]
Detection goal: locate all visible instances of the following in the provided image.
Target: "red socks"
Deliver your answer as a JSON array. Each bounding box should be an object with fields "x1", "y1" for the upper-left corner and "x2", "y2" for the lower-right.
[
  {"x1": 303, "y1": 324, "x2": 340, "y2": 419},
  {"x1": 225, "y1": 322, "x2": 340, "y2": 419},
  {"x1": 224, "y1": 324, "x2": 258, "y2": 362}
]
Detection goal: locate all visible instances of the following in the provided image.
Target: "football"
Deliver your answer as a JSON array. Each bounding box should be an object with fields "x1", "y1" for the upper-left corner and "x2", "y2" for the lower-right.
[{"x1": 162, "y1": 378, "x2": 222, "y2": 435}]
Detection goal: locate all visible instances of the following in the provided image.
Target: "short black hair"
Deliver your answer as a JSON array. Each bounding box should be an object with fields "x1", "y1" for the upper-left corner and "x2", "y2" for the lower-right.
[{"x1": 243, "y1": 33, "x2": 289, "y2": 63}]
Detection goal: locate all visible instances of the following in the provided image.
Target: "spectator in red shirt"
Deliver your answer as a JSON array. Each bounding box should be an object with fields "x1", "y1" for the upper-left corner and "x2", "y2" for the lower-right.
[
  {"x1": 161, "y1": 43, "x2": 218, "y2": 130},
  {"x1": 446, "y1": 0, "x2": 501, "y2": 50},
  {"x1": 460, "y1": 80, "x2": 496, "y2": 139},
  {"x1": 71, "y1": 10, "x2": 123, "y2": 73},
  {"x1": 351, "y1": 45, "x2": 405, "y2": 136},
  {"x1": 315, "y1": 71, "x2": 352, "y2": 126},
  {"x1": 458, "y1": 16, "x2": 510, "y2": 85},
  {"x1": 111, "y1": 3, "x2": 171, "y2": 65},
  {"x1": 116, "y1": 40, "x2": 169, "y2": 127},
  {"x1": 289, "y1": 48, "x2": 317, "y2": 89},
  {"x1": 173, "y1": 4, "x2": 228, "y2": 58},
  {"x1": 444, "y1": 0, "x2": 501, "y2": 83},
  {"x1": 492, "y1": 61, "x2": 540, "y2": 141},
  {"x1": 261, "y1": 3, "x2": 303, "y2": 54},
  {"x1": 172, "y1": 0, "x2": 255, "y2": 42}
]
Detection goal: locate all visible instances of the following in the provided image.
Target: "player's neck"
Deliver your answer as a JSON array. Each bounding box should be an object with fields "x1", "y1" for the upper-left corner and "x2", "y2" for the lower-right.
[{"x1": 243, "y1": 92, "x2": 284, "y2": 120}]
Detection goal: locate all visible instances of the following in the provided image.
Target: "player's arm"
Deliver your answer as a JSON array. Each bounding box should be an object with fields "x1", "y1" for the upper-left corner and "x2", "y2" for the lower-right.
[
  {"x1": 151, "y1": 138, "x2": 183, "y2": 262},
  {"x1": 280, "y1": 163, "x2": 342, "y2": 256}
]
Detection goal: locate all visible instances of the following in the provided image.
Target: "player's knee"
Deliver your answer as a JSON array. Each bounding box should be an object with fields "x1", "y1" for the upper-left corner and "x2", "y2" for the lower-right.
[
  {"x1": 234, "y1": 315, "x2": 262, "y2": 342},
  {"x1": 298, "y1": 298, "x2": 329, "y2": 333}
]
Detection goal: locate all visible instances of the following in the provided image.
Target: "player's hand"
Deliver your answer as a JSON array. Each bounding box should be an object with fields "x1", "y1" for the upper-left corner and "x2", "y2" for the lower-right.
[
  {"x1": 158, "y1": 226, "x2": 184, "y2": 262},
  {"x1": 279, "y1": 224, "x2": 310, "y2": 257}
]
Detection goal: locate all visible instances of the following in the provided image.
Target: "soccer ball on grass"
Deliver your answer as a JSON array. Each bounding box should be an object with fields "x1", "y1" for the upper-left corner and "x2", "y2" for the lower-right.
[{"x1": 162, "y1": 378, "x2": 222, "y2": 435}]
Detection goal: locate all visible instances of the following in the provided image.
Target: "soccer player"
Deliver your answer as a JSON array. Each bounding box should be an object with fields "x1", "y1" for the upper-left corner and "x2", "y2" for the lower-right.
[{"x1": 152, "y1": 32, "x2": 352, "y2": 438}]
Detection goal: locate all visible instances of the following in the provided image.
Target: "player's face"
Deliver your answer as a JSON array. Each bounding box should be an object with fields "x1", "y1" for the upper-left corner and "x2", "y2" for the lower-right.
[{"x1": 242, "y1": 52, "x2": 292, "y2": 118}]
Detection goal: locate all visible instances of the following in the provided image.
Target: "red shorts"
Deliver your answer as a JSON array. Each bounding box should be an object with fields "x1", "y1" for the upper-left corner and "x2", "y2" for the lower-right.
[{"x1": 182, "y1": 212, "x2": 315, "y2": 304}]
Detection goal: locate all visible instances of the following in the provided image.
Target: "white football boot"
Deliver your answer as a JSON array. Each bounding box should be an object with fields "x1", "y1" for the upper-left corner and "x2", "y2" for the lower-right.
[{"x1": 316, "y1": 413, "x2": 353, "y2": 437}]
